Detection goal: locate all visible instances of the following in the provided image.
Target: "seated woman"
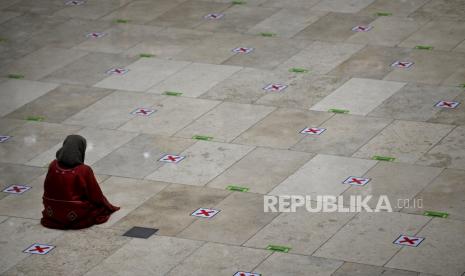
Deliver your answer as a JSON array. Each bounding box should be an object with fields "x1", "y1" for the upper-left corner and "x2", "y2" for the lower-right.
[{"x1": 41, "y1": 135, "x2": 119, "y2": 230}]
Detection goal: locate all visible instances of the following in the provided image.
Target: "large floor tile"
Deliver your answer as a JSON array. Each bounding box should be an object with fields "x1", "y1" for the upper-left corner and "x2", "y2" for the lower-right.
[
  {"x1": 399, "y1": 20, "x2": 465, "y2": 51},
  {"x1": 63, "y1": 91, "x2": 166, "y2": 129},
  {"x1": 269, "y1": 154, "x2": 377, "y2": 197},
  {"x1": 178, "y1": 192, "x2": 279, "y2": 245},
  {"x1": 166, "y1": 243, "x2": 270, "y2": 276},
  {"x1": 294, "y1": 12, "x2": 374, "y2": 42},
  {"x1": 256, "y1": 253, "x2": 343, "y2": 275},
  {"x1": 245, "y1": 210, "x2": 355, "y2": 255},
  {"x1": 119, "y1": 97, "x2": 219, "y2": 135},
  {"x1": 93, "y1": 134, "x2": 195, "y2": 178},
  {"x1": 329, "y1": 45, "x2": 412, "y2": 79},
  {"x1": 0, "y1": 175, "x2": 45, "y2": 219},
  {"x1": 0, "y1": 47, "x2": 87, "y2": 81},
  {"x1": 146, "y1": 141, "x2": 254, "y2": 186},
  {"x1": 358, "y1": 0, "x2": 429, "y2": 17},
  {"x1": 410, "y1": 0, "x2": 465, "y2": 21},
  {"x1": 147, "y1": 63, "x2": 242, "y2": 97},
  {"x1": 403, "y1": 169, "x2": 465, "y2": 221},
  {"x1": 73, "y1": 24, "x2": 163, "y2": 54},
  {"x1": 5, "y1": 0, "x2": 63, "y2": 15},
  {"x1": 94, "y1": 58, "x2": 189, "y2": 92},
  {"x1": 0, "y1": 11, "x2": 21, "y2": 24},
  {"x1": 6, "y1": 85, "x2": 113, "y2": 123},
  {"x1": 416, "y1": 126, "x2": 465, "y2": 169},
  {"x1": 386, "y1": 219, "x2": 465, "y2": 276},
  {"x1": 0, "y1": 122, "x2": 82, "y2": 165},
  {"x1": 0, "y1": 163, "x2": 45, "y2": 200},
  {"x1": 333, "y1": 262, "x2": 425, "y2": 276},
  {"x1": 246, "y1": 8, "x2": 326, "y2": 38},
  {"x1": 27, "y1": 127, "x2": 138, "y2": 167},
  {"x1": 384, "y1": 50, "x2": 465, "y2": 85},
  {"x1": 175, "y1": 102, "x2": 275, "y2": 142},
  {"x1": 310, "y1": 78, "x2": 406, "y2": 115},
  {"x1": 233, "y1": 108, "x2": 333, "y2": 149},
  {"x1": 428, "y1": 92, "x2": 465, "y2": 126},
  {"x1": 0, "y1": 79, "x2": 58, "y2": 117},
  {"x1": 84, "y1": 236, "x2": 204, "y2": 276},
  {"x1": 4, "y1": 228, "x2": 129, "y2": 276},
  {"x1": 114, "y1": 184, "x2": 230, "y2": 235},
  {"x1": 368, "y1": 83, "x2": 463, "y2": 122},
  {"x1": 207, "y1": 147, "x2": 312, "y2": 193},
  {"x1": 0, "y1": 217, "x2": 63, "y2": 274},
  {"x1": 262, "y1": 0, "x2": 320, "y2": 9},
  {"x1": 149, "y1": 0, "x2": 230, "y2": 29},
  {"x1": 98, "y1": 177, "x2": 169, "y2": 226},
  {"x1": 342, "y1": 162, "x2": 443, "y2": 210},
  {"x1": 353, "y1": 121, "x2": 454, "y2": 163},
  {"x1": 0, "y1": 118, "x2": 26, "y2": 133},
  {"x1": 42, "y1": 53, "x2": 137, "y2": 86},
  {"x1": 292, "y1": 114, "x2": 392, "y2": 156},
  {"x1": 312, "y1": 0, "x2": 375, "y2": 13},
  {"x1": 196, "y1": 5, "x2": 278, "y2": 33},
  {"x1": 54, "y1": 0, "x2": 133, "y2": 20},
  {"x1": 256, "y1": 74, "x2": 349, "y2": 109},
  {"x1": 276, "y1": 41, "x2": 364, "y2": 75},
  {"x1": 346, "y1": 16, "x2": 422, "y2": 47},
  {"x1": 313, "y1": 212, "x2": 430, "y2": 266}
]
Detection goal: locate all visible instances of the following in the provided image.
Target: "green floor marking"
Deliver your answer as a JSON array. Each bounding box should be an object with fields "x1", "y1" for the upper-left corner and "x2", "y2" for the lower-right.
[
  {"x1": 164, "y1": 91, "x2": 183, "y2": 96},
  {"x1": 115, "y1": 19, "x2": 129, "y2": 23},
  {"x1": 328, "y1": 108, "x2": 349, "y2": 114},
  {"x1": 139, "y1": 53, "x2": 155, "y2": 58},
  {"x1": 424, "y1": 211, "x2": 449, "y2": 218},
  {"x1": 26, "y1": 116, "x2": 44, "y2": 122},
  {"x1": 459, "y1": 84, "x2": 465, "y2": 88},
  {"x1": 192, "y1": 135, "x2": 213, "y2": 141},
  {"x1": 372, "y1": 155, "x2": 396, "y2": 162},
  {"x1": 376, "y1": 12, "x2": 392, "y2": 16},
  {"x1": 260, "y1": 32, "x2": 276, "y2": 37},
  {"x1": 289, "y1": 67, "x2": 308, "y2": 73},
  {"x1": 226, "y1": 185, "x2": 249, "y2": 192},
  {"x1": 266, "y1": 245, "x2": 291, "y2": 253},
  {"x1": 232, "y1": 0, "x2": 246, "y2": 4},
  {"x1": 415, "y1": 45, "x2": 434, "y2": 50},
  {"x1": 0, "y1": 38, "x2": 6, "y2": 43},
  {"x1": 8, "y1": 74, "x2": 24, "y2": 79}
]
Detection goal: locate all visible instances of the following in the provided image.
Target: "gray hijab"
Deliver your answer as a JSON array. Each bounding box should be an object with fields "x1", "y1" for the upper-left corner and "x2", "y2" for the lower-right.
[{"x1": 56, "y1": 135, "x2": 86, "y2": 168}]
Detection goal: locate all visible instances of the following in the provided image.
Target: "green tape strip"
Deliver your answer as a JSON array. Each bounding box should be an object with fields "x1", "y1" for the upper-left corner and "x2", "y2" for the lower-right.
[
  {"x1": 372, "y1": 155, "x2": 396, "y2": 162},
  {"x1": 26, "y1": 116, "x2": 44, "y2": 122},
  {"x1": 260, "y1": 32, "x2": 276, "y2": 37},
  {"x1": 226, "y1": 185, "x2": 249, "y2": 192},
  {"x1": 115, "y1": 19, "x2": 129, "y2": 23},
  {"x1": 289, "y1": 67, "x2": 309, "y2": 73},
  {"x1": 139, "y1": 53, "x2": 155, "y2": 58},
  {"x1": 376, "y1": 12, "x2": 392, "y2": 16},
  {"x1": 164, "y1": 91, "x2": 183, "y2": 96},
  {"x1": 192, "y1": 135, "x2": 213, "y2": 141},
  {"x1": 415, "y1": 45, "x2": 434, "y2": 50},
  {"x1": 424, "y1": 211, "x2": 449, "y2": 218},
  {"x1": 328, "y1": 108, "x2": 349, "y2": 114},
  {"x1": 232, "y1": 0, "x2": 246, "y2": 4},
  {"x1": 8, "y1": 74, "x2": 24, "y2": 79},
  {"x1": 266, "y1": 245, "x2": 291, "y2": 253},
  {"x1": 0, "y1": 38, "x2": 7, "y2": 43}
]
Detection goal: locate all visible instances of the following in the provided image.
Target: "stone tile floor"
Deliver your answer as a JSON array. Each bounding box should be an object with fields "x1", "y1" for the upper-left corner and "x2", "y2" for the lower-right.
[{"x1": 0, "y1": 0, "x2": 464, "y2": 275}]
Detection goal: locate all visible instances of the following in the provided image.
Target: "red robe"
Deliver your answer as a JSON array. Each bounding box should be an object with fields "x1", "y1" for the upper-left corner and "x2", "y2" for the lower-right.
[{"x1": 41, "y1": 160, "x2": 119, "y2": 230}]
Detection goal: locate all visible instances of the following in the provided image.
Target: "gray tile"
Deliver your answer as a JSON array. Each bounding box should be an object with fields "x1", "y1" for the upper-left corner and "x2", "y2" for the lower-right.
[
  {"x1": 6, "y1": 85, "x2": 114, "y2": 123},
  {"x1": 93, "y1": 135, "x2": 195, "y2": 178},
  {"x1": 123, "y1": 226, "x2": 158, "y2": 239},
  {"x1": 0, "y1": 118, "x2": 26, "y2": 133},
  {"x1": 386, "y1": 219, "x2": 465, "y2": 276},
  {"x1": 292, "y1": 114, "x2": 392, "y2": 156},
  {"x1": 353, "y1": 120, "x2": 454, "y2": 163},
  {"x1": 428, "y1": 92, "x2": 465, "y2": 126},
  {"x1": 294, "y1": 12, "x2": 375, "y2": 42},
  {"x1": 5, "y1": 0, "x2": 65, "y2": 15},
  {"x1": 207, "y1": 147, "x2": 313, "y2": 194},
  {"x1": 233, "y1": 108, "x2": 333, "y2": 149},
  {"x1": 245, "y1": 210, "x2": 355, "y2": 255},
  {"x1": 262, "y1": 0, "x2": 320, "y2": 9},
  {"x1": 84, "y1": 236, "x2": 204, "y2": 276},
  {"x1": 146, "y1": 141, "x2": 254, "y2": 186},
  {"x1": 411, "y1": 0, "x2": 465, "y2": 21},
  {"x1": 166, "y1": 243, "x2": 270, "y2": 276},
  {"x1": 358, "y1": 0, "x2": 429, "y2": 17},
  {"x1": 0, "y1": 11, "x2": 20, "y2": 24},
  {"x1": 102, "y1": 0, "x2": 185, "y2": 24},
  {"x1": 312, "y1": 0, "x2": 376, "y2": 13},
  {"x1": 416, "y1": 126, "x2": 465, "y2": 169},
  {"x1": 114, "y1": 184, "x2": 230, "y2": 236},
  {"x1": 333, "y1": 262, "x2": 421, "y2": 276},
  {"x1": 368, "y1": 83, "x2": 463, "y2": 122},
  {"x1": 55, "y1": 0, "x2": 133, "y2": 20},
  {"x1": 42, "y1": 53, "x2": 138, "y2": 86},
  {"x1": 255, "y1": 253, "x2": 343, "y2": 275},
  {"x1": 313, "y1": 212, "x2": 430, "y2": 266},
  {"x1": 178, "y1": 192, "x2": 279, "y2": 245}
]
